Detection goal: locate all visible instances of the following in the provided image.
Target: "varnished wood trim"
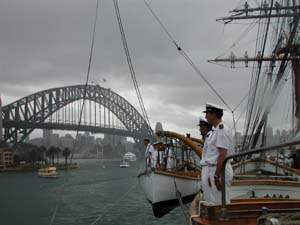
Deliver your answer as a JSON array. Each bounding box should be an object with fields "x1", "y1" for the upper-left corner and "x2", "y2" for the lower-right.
[
  {"x1": 137, "y1": 169, "x2": 200, "y2": 180},
  {"x1": 232, "y1": 179, "x2": 300, "y2": 186}
]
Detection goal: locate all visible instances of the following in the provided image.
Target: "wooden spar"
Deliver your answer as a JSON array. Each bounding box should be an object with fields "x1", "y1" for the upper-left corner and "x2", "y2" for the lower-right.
[
  {"x1": 217, "y1": 12, "x2": 299, "y2": 21},
  {"x1": 229, "y1": 5, "x2": 300, "y2": 14},
  {"x1": 217, "y1": 5, "x2": 300, "y2": 22},
  {"x1": 156, "y1": 130, "x2": 203, "y2": 157},
  {"x1": 208, "y1": 55, "x2": 300, "y2": 63},
  {"x1": 188, "y1": 137, "x2": 204, "y2": 145}
]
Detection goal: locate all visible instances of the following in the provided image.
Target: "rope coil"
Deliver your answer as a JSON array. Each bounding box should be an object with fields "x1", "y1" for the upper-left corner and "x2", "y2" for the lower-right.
[{"x1": 258, "y1": 212, "x2": 300, "y2": 225}]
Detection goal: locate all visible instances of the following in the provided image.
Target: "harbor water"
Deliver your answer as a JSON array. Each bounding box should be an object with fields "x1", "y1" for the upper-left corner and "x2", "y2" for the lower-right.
[{"x1": 0, "y1": 159, "x2": 186, "y2": 225}]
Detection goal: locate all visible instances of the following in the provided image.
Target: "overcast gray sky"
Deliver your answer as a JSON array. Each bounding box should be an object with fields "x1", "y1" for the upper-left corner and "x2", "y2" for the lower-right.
[{"x1": 1, "y1": 0, "x2": 293, "y2": 138}]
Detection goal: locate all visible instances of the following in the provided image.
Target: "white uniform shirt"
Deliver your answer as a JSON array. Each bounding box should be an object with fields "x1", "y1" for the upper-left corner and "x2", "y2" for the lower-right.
[
  {"x1": 205, "y1": 122, "x2": 234, "y2": 165},
  {"x1": 165, "y1": 147, "x2": 173, "y2": 169},
  {"x1": 200, "y1": 130, "x2": 213, "y2": 165},
  {"x1": 145, "y1": 144, "x2": 157, "y2": 168},
  {"x1": 145, "y1": 144, "x2": 154, "y2": 158}
]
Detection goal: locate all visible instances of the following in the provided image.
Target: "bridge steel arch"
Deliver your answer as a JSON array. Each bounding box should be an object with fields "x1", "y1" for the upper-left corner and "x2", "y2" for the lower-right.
[{"x1": 2, "y1": 84, "x2": 152, "y2": 144}]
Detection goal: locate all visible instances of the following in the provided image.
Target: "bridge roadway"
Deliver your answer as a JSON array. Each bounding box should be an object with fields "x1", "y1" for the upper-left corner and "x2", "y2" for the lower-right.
[{"x1": 4, "y1": 120, "x2": 144, "y2": 139}]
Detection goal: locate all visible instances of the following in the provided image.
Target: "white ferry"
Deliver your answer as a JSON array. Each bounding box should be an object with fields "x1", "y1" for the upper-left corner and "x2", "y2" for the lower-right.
[
  {"x1": 38, "y1": 166, "x2": 57, "y2": 178},
  {"x1": 120, "y1": 161, "x2": 130, "y2": 168},
  {"x1": 123, "y1": 152, "x2": 137, "y2": 162}
]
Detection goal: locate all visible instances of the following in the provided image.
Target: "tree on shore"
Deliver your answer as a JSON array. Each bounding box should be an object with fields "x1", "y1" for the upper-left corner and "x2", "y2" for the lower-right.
[
  {"x1": 37, "y1": 146, "x2": 47, "y2": 163},
  {"x1": 47, "y1": 146, "x2": 56, "y2": 165},
  {"x1": 103, "y1": 144, "x2": 113, "y2": 157},
  {"x1": 29, "y1": 149, "x2": 38, "y2": 166},
  {"x1": 56, "y1": 147, "x2": 61, "y2": 164},
  {"x1": 62, "y1": 147, "x2": 71, "y2": 165},
  {"x1": 14, "y1": 142, "x2": 45, "y2": 164}
]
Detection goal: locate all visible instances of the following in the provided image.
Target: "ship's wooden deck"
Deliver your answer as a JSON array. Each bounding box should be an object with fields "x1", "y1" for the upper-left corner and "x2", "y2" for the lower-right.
[
  {"x1": 190, "y1": 196, "x2": 300, "y2": 225},
  {"x1": 138, "y1": 169, "x2": 201, "y2": 180}
]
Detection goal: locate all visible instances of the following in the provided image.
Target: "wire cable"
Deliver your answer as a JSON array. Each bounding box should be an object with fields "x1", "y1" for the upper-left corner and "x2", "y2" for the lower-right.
[
  {"x1": 114, "y1": 0, "x2": 153, "y2": 138},
  {"x1": 48, "y1": 204, "x2": 58, "y2": 225},
  {"x1": 70, "y1": 0, "x2": 100, "y2": 163},
  {"x1": 90, "y1": 182, "x2": 138, "y2": 225},
  {"x1": 179, "y1": 48, "x2": 233, "y2": 112},
  {"x1": 143, "y1": 0, "x2": 233, "y2": 112}
]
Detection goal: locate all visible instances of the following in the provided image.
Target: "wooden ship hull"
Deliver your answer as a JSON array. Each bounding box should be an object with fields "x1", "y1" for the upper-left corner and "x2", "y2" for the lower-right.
[
  {"x1": 138, "y1": 169, "x2": 201, "y2": 217},
  {"x1": 138, "y1": 130, "x2": 203, "y2": 217}
]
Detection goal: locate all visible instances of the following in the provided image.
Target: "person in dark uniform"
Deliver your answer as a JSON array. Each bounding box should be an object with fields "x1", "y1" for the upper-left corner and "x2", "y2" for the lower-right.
[
  {"x1": 198, "y1": 118, "x2": 214, "y2": 202},
  {"x1": 198, "y1": 118, "x2": 213, "y2": 142}
]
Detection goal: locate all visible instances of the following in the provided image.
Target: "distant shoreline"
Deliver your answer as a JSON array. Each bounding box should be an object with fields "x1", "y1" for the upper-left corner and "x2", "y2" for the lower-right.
[
  {"x1": 0, "y1": 157, "x2": 141, "y2": 173},
  {"x1": 0, "y1": 163, "x2": 79, "y2": 173}
]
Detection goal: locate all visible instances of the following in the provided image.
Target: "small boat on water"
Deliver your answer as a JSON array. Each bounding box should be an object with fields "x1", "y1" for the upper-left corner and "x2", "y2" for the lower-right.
[
  {"x1": 123, "y1": 152, "x2": 137, "y2": 161},
  {"x1": 138, "y1": 130, "x2": 203, "y2": 217},
  {"x1": 120, "y1": 161, "x2": 130, "y2": 168},
  {"x1": 38, "y1": 166, "x2": 57, "y2": 178}
]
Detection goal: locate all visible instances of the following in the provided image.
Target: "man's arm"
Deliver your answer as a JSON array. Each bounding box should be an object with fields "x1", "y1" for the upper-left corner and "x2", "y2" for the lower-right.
[
  {"x1": 214, "y1": 148, "x2": 227, "y2": 191},
  {"x1": 215, "y1": 148, "x2": 227, "y2": 177}
]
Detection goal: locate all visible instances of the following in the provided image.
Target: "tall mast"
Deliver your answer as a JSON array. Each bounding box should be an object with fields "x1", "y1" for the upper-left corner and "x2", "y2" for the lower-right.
[
  {"x1": 292, "y1": 48, "x2": 300, "y2": 130},
  {"x1": 211, "y1": 0, "x2": 300, "y2": 148}
]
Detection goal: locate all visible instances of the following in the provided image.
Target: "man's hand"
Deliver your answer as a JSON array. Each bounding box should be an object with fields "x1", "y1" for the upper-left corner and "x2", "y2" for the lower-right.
[
  {"x1": 208, "y1": 177, "x2": 212, "y2": 187},
  {"x1": 214, "y1": 176, "x2": 221, "y2": 191}
]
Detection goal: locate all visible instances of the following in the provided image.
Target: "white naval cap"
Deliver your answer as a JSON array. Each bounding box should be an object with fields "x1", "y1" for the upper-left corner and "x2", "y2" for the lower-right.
[
  {"x1": 197, "y1": 117, "x2": 209, "y2": 126},
  {"x1": 202, "y1": 103, "x2": 224, "y2": 113}
]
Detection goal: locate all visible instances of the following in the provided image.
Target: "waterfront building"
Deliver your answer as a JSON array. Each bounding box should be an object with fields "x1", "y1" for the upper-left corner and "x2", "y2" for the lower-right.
[
  {"x1": 104, "y1": 133, "x2": 125, "y2": 148},
  {"x1": 60, "y1": 134, "x2": 74, "y2": 149},
  {"x1": 0, "y1": 96, "x2": 3, "y2": 140},
  {"x1": 28, "y1": 137, "x2": 44, "y2": 146},
  {"x1": 43, "y1": 129, "x2": 53, "y2": 147},
  {"x1": 79, "y1": 132, "x2": 95, "y2": 152},
  {"x1": 50, "y1": 133, "x2": 59, "y2": 147},
  {"x1": 0, "y1": 147, "x2": 14, "y2": 166}
]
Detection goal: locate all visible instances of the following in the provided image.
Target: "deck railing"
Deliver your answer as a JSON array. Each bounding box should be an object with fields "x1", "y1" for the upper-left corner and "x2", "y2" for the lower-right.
[{"x1": 220, "y1": 138, "x2": 300, "y2": 220}]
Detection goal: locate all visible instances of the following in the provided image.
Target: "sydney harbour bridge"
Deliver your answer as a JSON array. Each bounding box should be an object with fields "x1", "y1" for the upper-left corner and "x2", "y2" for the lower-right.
[{"x1": 2, "y1": 84, "x2": 152, "y2": 146}]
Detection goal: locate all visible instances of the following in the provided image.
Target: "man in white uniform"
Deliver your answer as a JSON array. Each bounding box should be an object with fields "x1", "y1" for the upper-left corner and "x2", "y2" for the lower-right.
[
  {"x1": 198, "y1": 118, "x2": 214, "y2": 202},
  {"x1": 203, "y1": 103, "x2": 234, "y2": 204},
  {"x1": 165, "y1": 143, "x2": 173, "y2": 170},
  {"x1": 144, "y1": 138, "x2": 155, "y2": 170}
]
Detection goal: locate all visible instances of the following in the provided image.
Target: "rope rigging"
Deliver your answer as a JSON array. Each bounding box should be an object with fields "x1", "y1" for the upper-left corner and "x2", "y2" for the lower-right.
[
  {"x1": 243, "y1": 16, "x2": 265, "y2": 137},
  {"x1": 242, "y1": 0, "x2": 280, "y2": 149},
  {"x1": 215, "y1": 21, "x2": 258, "y2": 60},
  {"x1": 174, "y1": 179, "x2": 190, "y2": 225},
  {"x1": 49, "y1": 1, "x2": 101, "y2": 224},
  {"x1": 248, "y1": 0, "x2": 275, "y2": 147},
  {"x1": 240, "y1": 0, "x2": 300, "y2": 150},
  {"x1": 113, "y1": 0, "x2": 153, "y2": 138},
  {"x1": 70, "y1": 0, "x2": 100, "y2": 163},
  {"x1": 48, "y1": 1, "x2": 153, "y2": 224},
  {"x1": 143, "y1": 0, "x2": 233, "y2": 113},
  {"x1": 90, "y1": 182, "x2": 138, "y2": 225},
  {"x1": 249, "y1": 3, "x2": 300, "y2": 148},
  {"x1": 48, "y1": 204, "x2": 58, "y2": 225}
]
